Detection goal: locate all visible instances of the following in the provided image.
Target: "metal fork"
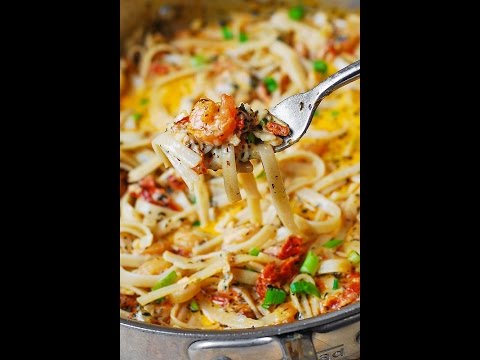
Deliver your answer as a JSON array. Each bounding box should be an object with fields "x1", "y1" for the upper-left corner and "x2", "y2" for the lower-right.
[{"x1": 271, "y1": 60, "x2": 360, "y2": 152}]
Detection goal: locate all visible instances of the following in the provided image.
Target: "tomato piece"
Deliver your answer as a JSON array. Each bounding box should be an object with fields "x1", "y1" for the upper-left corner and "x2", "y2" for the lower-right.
[
  {"x1": 120, "y1": 294, "x2": 138, "y2": 312},
  {"x1": 255, "y1": 256, "x2": 303, "y2": 299},
  {"x1": 133, "y1": 175, "x2": 182, "y2": 211},
  {"x1": 343, "y1": 272, "x2": 360, "y2": 294},
  {"x1": 324, "y1": 272, "x2": 360, "y2": 311},
  {"x1": 210, "y1": 290, "x2": 240, "y2": 307},
  {"x1": 278, "y1": 255, "x2": 302, "y2": 280},
  {"x1": 172, "y1": 247, "x2": 190, "y2": 257},
  {"x1": 167, "y1": 175, "x2": 187, "y2": 191},
  {"x1": 266, "y1": 122, "x2": 290, "y2": 136},
  {"x1": 211, "y1": 294, "x2": 230, "y2": 307},
  {"x1": 150, "y1": 62, "x2": 169, "y2": 75},
  {"x1": 278, "y1": 235, "x2": 304, "y2": 260}
]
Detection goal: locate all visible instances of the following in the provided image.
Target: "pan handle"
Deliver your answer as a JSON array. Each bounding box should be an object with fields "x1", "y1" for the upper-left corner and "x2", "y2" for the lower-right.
[
  {"x1": 187, "y1": 314, "x2": 360, "y2": 360},
  {"x1": 279, "y1": 314, "x2": 360, "y2": 360}
]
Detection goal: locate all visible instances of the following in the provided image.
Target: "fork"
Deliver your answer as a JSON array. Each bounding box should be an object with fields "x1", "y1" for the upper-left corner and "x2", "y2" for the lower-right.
[{"x1": 270, "y1": 60, "x2": 360, "y2": 152}]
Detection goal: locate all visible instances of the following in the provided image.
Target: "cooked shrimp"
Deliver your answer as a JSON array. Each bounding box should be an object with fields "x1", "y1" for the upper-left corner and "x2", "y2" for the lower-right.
[{"x1": 189, "y1": 94, "x2": 237, "y2": 146}]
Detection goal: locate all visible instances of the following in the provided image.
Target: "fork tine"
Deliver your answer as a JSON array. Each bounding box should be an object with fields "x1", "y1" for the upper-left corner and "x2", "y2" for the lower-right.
[{"x1": 270, "y1": 60, "x2": 360, "y2": 153}]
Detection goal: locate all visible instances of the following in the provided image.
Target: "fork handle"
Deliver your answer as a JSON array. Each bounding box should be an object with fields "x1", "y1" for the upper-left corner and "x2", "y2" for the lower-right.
[{"x1": 311, "y1": 60, "x2": 360, "y2": 107}]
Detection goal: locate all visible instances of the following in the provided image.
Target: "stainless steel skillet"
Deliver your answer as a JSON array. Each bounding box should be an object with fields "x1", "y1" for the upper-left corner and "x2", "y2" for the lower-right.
[{"x1": 120, "y1": 1, "x2": 360, "y2": 359}]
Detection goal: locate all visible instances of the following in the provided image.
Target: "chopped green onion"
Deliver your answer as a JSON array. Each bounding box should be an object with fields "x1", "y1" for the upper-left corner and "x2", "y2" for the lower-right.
[
  {"x1": 191, "y1": 196, "x2": 197, "y2": 204},
  {"x1": 247, "y1": 132, "x2": 256, "y2": 144},
  {"x1": 323, "y1": 239, "x2": 343, "y2": 248},
  {"x1": 239, "y1": 32, "x2": 248, "y2": 42},
  {"x1": 249, "y1": 247, "x2": 260, "y2": 256},
  {"x1": 290, "y1": 280, "x2": 321, "y2": 298},
  {"x1": 263, "y1": 77, "x2": 278, "y2": 93},
  {"x1": 256, "y1": 170, "x2": 266, "y2": 179},
  {"x1": 189, "y1": 300, "x2": 199, "y2": 312},
  {"x1": 300, "y1": 251, "x2": 319, "y2": 275},
  {"x1": 288, "y1": 6, "x2": 305, "y2": 21},
  {"x1": 262, "y1": 287, "x2": 286, "y2": 308},
  {"x1": 152, "y1": 271, "x2": 178, "y2": 291},
  {"x1": 332, "y1": 278, "x2": 339, "y2": 290},
  {"x1": 331, "y1": 110, "x2": 340, "y2": 117},
  {"x1": 222, "y1": 26, "x2": 234, "y2": 40},
  {"x1": 348, "y1": 250, "x2": 360, "y2": 265},
  {"x1": 192, "y1": 220, "x2": 201, "y2": 227},
  {"x1": 191, "y1": 55, "x2": 206, "y2": 67},
  {"x1": 140, "y1": 98, "x2": 149, "y2": 106},
  {"x1": 313, "y1": 59, "x2": 328, "y2": 74},
  {"x1": 131, "y1": 113, "x2": 142, "y2": 122},
  {"x1": 259, "y1": 117, "x2": 268, "y2": 126}
]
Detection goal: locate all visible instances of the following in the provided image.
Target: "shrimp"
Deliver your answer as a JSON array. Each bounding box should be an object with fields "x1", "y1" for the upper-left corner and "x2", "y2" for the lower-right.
[{"x1": 189, "y1": 94, "x2": 237, "y2": 146}]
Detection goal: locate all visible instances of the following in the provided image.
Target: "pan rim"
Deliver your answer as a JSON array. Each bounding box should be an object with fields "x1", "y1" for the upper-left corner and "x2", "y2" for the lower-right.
[{"x1": 120, "y1": 301, "x2": 359, "y2": 338}]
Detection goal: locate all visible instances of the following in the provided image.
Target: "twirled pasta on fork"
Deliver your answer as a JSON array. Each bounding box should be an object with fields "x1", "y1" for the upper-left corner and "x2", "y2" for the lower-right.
[{"x1": 152, "y1": 94, "x2": 300, "y2": 234}]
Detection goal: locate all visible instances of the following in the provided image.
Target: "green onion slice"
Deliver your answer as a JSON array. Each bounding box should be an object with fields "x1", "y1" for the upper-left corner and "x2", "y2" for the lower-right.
[
  {"x1": 313, "y1": 59, "x2": 328, "y2": 74},
  {"x1": 348, "y1": 250, "x2": 360, "y2": 265},
  {"x1": 323, "y1": 239, "x2": 343, "y2": 248},
  {"x1": 262, "y1": 287, "x2": 286, "y2": 308},
  {"x1": 289, "y1": 6, "x2": 305, "y2": 21},
  {"x1": 300, "y1": 251, "x2": 319, "y2": 275},
  {"x1": 263, "y1": 77, "x2": 278, "y2": 93},
  {"x1": 256, "y1": 170, "x2": 266, "y2": 179},
  {"x1": 249, "y1": 247, "x2": 260, "y2": 256},
  {"x1": 332, "y1": 278, "x2": 339, "y2": 290},
  {"x1": 239, "y1": 32, "x2": 248, "y2": 42},
  {"x1": 131, "y1": 113, "x2": 142, "y2": 122},
  {"x1": 222, "y1": 26, "x2": 234, "y2": 40},
  {"x1": 151, "y1": 271, "x2": 178, "y2": 291},
  {"x1": 189, "y1": 300, "x2": 199, "y2": 312},
  {"x1": 191, "y1": 55, "x2": 206, "y2": 67},
  {"x1": 290, "y1": 280, "x2": 321, "y2": 298}
]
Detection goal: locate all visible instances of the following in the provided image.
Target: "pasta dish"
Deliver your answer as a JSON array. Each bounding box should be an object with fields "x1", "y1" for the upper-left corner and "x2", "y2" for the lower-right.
[{"x1": 120, "y1": 5, "x2": 360, "y2": 329}]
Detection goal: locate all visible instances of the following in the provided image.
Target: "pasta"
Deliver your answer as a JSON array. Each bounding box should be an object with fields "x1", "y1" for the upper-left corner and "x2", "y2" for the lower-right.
[{"x1": 120, "y1": 4, "x2": 360, "y2": 329}]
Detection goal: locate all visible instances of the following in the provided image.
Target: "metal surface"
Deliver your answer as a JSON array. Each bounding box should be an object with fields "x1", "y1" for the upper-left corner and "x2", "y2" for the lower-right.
[
  {"x1": 312, "y1": 321, "x2": 360, "y2": 360},
  {"x1": 121, "y1": 302, "x2": 359, "y2": 360},
  {"x1": 188, "y1": 337, "x2": 285, "y2": 360},
  {"x1": 271, "y1": 61, "x2": 360, "y2": 152},
  {"x1": 120, "y1": 1, "x2": 360, "y2": 359}
]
